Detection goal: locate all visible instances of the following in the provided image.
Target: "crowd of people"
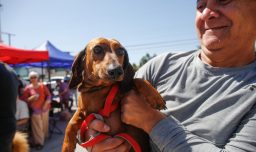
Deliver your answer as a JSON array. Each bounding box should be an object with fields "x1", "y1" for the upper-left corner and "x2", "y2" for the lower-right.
[{"x1": 15, "y1": 71, "x2": 73, "y2": 151}]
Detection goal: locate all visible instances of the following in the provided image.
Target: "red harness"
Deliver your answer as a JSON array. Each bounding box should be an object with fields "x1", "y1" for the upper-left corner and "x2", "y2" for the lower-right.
[{"x1": 79, "y1": 84, "x2": 141, "y2": 152}]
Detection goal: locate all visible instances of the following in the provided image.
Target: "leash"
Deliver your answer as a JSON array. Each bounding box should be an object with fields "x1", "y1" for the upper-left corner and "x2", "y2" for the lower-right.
[{"x1": 79, "y1": 84, "x2": 141, "y2": 152}]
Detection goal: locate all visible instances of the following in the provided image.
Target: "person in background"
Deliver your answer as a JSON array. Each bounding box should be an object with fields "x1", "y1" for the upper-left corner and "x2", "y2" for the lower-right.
[
  {"x1": 0, "y1": 62, "x2": 18, "y2": 152},
  {"x1": 84, "y1": 0, "x2": 256, "y2": 151},
  {"x1": 56, "y1": 78, "x2": 71, "y2": 112},
  {"x1": 16, "y1": 83, "x2": 30, "y2": 132},
  {"x1": 64, "y1": 76, "x2": 74, "y2": 112},
  {"x1": 17, "y1": 74, "x2": 25, "y2": 95},
  {"x1": 21, "y1": 71, "x2": 51, "y2": 150}
]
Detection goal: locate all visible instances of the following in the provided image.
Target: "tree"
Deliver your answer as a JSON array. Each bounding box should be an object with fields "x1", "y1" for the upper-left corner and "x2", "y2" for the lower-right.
[{"x1": 132, "y1": 53, "x2": 156, "y2": 71}]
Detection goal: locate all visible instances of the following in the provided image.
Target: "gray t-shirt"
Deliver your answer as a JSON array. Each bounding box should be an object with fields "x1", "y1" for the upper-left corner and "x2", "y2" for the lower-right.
[{"x1": 135, "y1": 50, "x2": 256, "y2": 152}]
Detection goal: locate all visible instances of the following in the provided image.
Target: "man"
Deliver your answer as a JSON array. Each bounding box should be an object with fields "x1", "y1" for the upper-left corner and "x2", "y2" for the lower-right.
[
  {"x1": 56, "y1": 78, "x2": 71, "y2": 111},
  {"x1": 0, "y1": 62, "x2": 18, "y2": 152},
  {"x1": 83, "y1": 0, "x2": 256, "y2": 151}
]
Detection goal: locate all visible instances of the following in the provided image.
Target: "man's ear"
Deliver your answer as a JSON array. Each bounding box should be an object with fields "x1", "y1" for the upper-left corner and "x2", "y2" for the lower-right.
[{"x1": 69, "y1": 48, "x2": 86, "y2": 89}]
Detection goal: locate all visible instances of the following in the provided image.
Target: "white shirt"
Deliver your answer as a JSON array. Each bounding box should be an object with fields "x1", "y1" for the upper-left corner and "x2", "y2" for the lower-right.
[{"x1": 16, "y1": 99, "x2": 29, "y2": 120}]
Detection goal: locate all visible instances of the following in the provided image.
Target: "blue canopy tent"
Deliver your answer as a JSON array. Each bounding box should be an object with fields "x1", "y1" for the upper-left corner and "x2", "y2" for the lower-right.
[
  {"x1": 18, "y1": 41, "x2": 74, "y2": 68},
  {"x1": 16, "y1": 41, "x2": 74, "y2": 84}
]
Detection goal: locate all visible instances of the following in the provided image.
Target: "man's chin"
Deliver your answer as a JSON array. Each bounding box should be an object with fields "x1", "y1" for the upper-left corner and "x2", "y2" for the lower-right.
[{"x1": 202, "y1": 38, "x2": 224, "y2": 51}]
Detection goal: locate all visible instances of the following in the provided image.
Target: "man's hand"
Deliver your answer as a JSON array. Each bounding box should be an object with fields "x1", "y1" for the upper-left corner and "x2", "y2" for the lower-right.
[
  {"x1": 86, "y1": 119, "x2": 131, "y2": 152},
  {"x1": 121, "y1": 90, "x2": 166, "y2": 133}
]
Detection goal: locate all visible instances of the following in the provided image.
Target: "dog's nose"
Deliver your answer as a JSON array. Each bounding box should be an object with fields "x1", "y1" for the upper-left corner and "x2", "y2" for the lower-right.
[{"x1": 107, "y1": 66, "x2": 123, "y2": 79}]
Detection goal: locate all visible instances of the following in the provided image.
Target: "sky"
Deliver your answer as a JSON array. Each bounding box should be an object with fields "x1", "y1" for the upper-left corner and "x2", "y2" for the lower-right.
[{"x1": 1, "y1": 0, "x2": 198, "y2": 64}]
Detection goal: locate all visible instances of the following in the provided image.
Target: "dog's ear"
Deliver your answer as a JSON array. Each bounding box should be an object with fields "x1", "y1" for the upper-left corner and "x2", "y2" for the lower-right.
[
  {"x1": 120, "y1": 49, "x2": 135, "y2": 92},
  {"x1": 69, "y1": 48, "x2": 86, "y2": 89},
  {"x1": 123, "y1": 49, "x2": 129, "y2": 70},
  {"x1": 120, "y1": 62, "x2": 135, "y2": 92}
]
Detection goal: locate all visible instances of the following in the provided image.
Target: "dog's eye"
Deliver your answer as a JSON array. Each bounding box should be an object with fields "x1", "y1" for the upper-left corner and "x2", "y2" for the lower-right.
[
  {"x1": 93, "y1": 46, "x2": 104, "y2": 54},
  {"x1": 116, "y1": 48, "x2": 125, "y2": 56}
]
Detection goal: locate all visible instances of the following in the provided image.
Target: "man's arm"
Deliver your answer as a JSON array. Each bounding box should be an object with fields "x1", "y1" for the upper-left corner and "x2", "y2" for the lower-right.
[{"x1": 149, "y1": 104, "x2": 256, "y2": 152}]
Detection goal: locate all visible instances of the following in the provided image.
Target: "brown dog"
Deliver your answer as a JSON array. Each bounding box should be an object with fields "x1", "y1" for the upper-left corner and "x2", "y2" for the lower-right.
[
  {"x1": 12, "y1": 132, "x2": 29, "y2": 152},
  {"x1": 62, "y1": 37, "x2": 165, "y2": 152}
]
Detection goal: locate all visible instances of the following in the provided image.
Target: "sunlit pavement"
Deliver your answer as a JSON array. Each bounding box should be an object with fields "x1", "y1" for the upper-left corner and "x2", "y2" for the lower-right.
[
  {"x1": 29, "y1": 114, "x2": 88, "y2": 152},
  {"x1": 30, "y1": 120, "x2": 67, "y2": 152}
]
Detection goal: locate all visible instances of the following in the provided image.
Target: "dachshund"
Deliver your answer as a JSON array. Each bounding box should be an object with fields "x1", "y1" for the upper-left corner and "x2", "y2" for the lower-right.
[{"x1": 62, "y1": 37, "x2": 166, "y2": 152}]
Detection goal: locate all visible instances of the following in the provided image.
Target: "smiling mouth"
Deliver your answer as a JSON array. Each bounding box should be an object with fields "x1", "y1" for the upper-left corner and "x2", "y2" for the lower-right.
[{"x1": 206, "y1": 26, "x2": 229, "y2": 30}]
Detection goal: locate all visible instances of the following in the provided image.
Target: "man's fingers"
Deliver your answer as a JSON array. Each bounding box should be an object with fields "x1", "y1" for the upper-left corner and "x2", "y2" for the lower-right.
[
  {"x1": 104, "y1": 140, "x2": 131, "y2": 152},
  {"x1": 89, "y1": 119, "x2": 110, "y2": 132},
  {"x1": 92, "y1": 137, "x2": 126, "y2": 152}
]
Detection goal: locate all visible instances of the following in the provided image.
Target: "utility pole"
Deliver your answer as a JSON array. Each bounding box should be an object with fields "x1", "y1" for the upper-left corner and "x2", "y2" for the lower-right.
[
  {"x1": 0, "y1": 2, "x2": 3, "y2": 43},
  {"x1": 0, "y1": 2, "x2": 15, "y2": 46},
  {"x1": 2, "y1": 32, "x2": 15, "y2": 46}
]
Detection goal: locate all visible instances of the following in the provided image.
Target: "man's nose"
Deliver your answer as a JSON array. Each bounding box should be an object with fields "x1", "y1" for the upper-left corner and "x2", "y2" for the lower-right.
[
  {"x1": 200, "y1": 1, "x2": 220, "y2": 21},
  {"x1": 201, "y1": 8, "x2": 219, "y2": 20}
]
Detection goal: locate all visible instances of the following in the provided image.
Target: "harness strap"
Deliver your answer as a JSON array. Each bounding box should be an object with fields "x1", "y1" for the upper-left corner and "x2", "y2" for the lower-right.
[
  {"x1": 99, "y1": 84, "x2": 119, "y2": 117},
  {"x1": 80, "y1": 134, "x2": 110, "y2": 147},
  {"x1": 80, "y1": 114, "x2": 96, "y2": 140},
  {"x1": 80, "y1": 131, "x2": 142, "y2": 152},
  {"x1": 116, "y1": 133, "x2": 142, "y2": 152},
  {"x1": 98, "y1": 101, "x2": 119, "y2": 116},
  {"x1": 79, "y1": 84, "x2": 142, "y2": 152}
]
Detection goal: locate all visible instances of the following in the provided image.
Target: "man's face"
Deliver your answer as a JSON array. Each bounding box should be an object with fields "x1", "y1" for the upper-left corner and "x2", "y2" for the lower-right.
[{"x1": 195, "y1": 0, "x2": 256, "y2": 52}]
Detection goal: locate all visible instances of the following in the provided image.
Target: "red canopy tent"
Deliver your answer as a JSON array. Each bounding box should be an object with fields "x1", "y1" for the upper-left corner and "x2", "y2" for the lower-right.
[{"x1": 0, "y1": 43, "x2": 49, "y2": 64}]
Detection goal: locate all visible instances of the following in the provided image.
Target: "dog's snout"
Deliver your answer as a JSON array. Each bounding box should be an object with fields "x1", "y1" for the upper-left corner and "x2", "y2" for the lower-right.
[{"x1": 107, "y1": 66, "x2": 123, "y2": 79}]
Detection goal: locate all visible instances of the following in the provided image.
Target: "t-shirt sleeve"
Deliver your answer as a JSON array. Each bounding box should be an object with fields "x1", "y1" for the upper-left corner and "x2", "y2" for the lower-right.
[
  {"x1": 150, "y1": 105, "x2": 256, "y2": 152},
  {"x1": 135, "y1": 53, "x2": 171, "y2": 87}
]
